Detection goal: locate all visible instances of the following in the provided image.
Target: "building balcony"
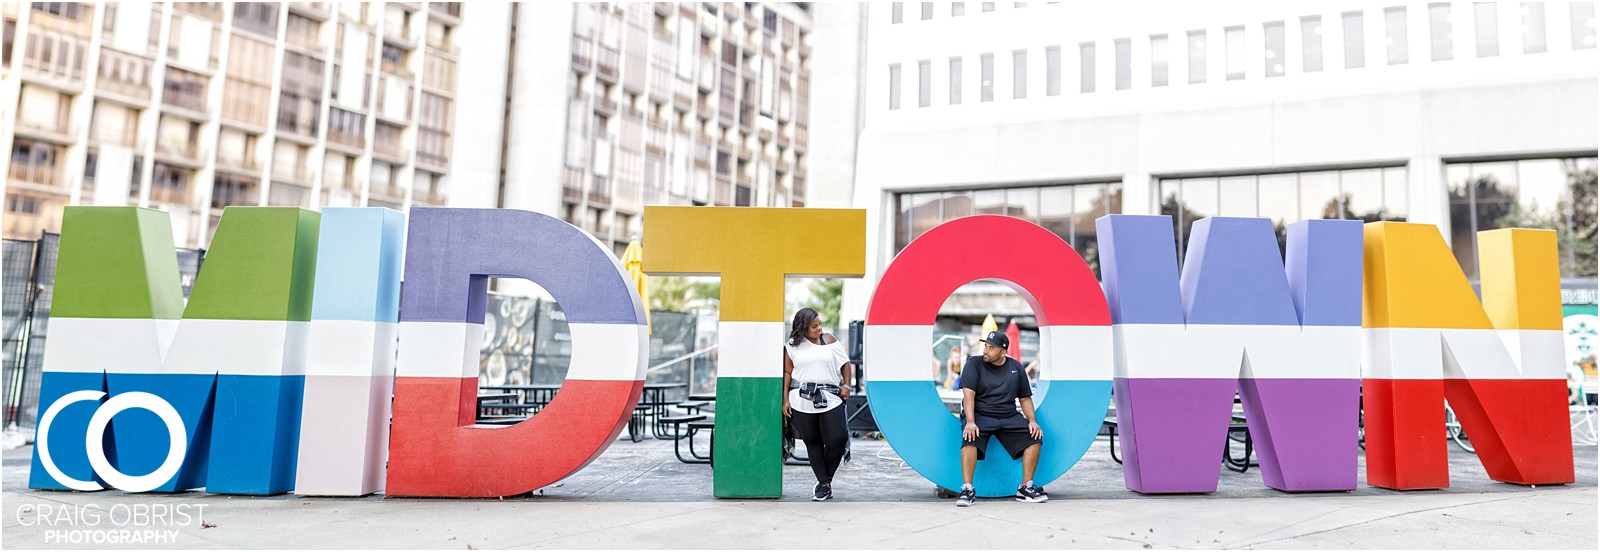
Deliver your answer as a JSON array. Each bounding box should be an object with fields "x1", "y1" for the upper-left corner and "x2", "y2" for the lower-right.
[
  {"x1": 799, "y1": 41, "x2": 812, "y2": 59},
  {"x1": 384, "y1": 26, "x2": 417, "y2": 51},
  {"x1": 594, "y1": 95, "x2": 618, "y2": 117},
  {"x1": 369, "y1": 182, "x2": 406, "y2": 201},
  {"x1": 587, "y1": 180, "x2": 611, "y2": 208},
  {"x1": 13, "y1": 116, "x2": 76, "y2": 144},
  {"x1": 328, "y1": 128, "x2": 366, "y2": 151},
  {"x1": 290, "y1": 2, "x2": 331, "y2": 20},
  {"x1": 795, "y1": 126, "x2": 807, "y2": 153},
  {"x1": 216, "y1": 154, "x2": 259, "y2": 173},
  {"x1": 673, "y1": 87, "x2": 694, "y2": 112},
  {"x1": 776, "y1": 130, "x2": 790, "y2": 149},
  {"x1": 563, "y1": 167, "x2": 585, "y2": 203},
  {"x1": 155, "y1": 141, "x2": 205, "y2": 166},
  {"x1": 571, "y1": 36, "x2": 593, "y2": 73},
  {"x1": 373, "y1": 141, "x2": 408, "y2": 162},
  {"x1": 429, "y1": 2, "x2": 462, "y2": 23},
  {"x1": 595, "y1": 45, "x2": 620, "y2": 84},
  {"x1": 757, "y1": 126, "x2": 773, "y2": 143},
  {"x1": 273, "y1": 164, "x2": 317, "y2": 185}
]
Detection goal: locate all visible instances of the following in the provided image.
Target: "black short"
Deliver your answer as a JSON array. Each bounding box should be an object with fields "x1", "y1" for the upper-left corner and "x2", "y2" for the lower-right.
[{"x1": 961, "y1": 412, "x2": 1041, "y2": 460}]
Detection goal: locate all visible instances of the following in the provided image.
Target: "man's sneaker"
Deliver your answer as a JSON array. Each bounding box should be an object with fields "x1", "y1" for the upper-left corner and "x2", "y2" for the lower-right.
[
  {"x1": 1015, "y1": 484, "x2": 1048, "y2": 503},
  {"x1": 955, "y1": 487, "x2": 976, "y2": 507},
  {"x1": 812, "y1": 482, "x2": 832, "y2": 501}
]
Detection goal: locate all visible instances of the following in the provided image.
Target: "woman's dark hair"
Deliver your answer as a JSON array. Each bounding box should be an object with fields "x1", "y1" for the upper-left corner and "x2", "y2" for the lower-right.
[{"x1": 788, "y1": 308, "x2": 820, "y2": 347}]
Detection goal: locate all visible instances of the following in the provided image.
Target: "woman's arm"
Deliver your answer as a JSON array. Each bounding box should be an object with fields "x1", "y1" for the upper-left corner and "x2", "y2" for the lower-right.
[{"x1": 782, "y1": 347, "x2": 794, "y2": 417}]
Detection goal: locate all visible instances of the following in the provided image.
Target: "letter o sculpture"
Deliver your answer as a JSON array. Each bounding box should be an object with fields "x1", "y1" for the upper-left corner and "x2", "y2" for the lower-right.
[{"x1": 865, "y1": 215, "x2": 1112, "y2": 497}]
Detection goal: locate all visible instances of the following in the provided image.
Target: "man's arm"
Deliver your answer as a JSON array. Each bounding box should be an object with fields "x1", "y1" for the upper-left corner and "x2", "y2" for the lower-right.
[
  {"x1": 1020, "y1": 396, "x2": 1042, "y2": 439},
  {"x1": 962, "y1": 389, "x2": 978, "y2": 441}
]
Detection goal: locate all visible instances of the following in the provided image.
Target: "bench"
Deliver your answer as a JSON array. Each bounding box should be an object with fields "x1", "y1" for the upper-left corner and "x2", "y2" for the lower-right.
[
  {"x1": 675, "y1": 420, "x2": 715, "y2": 464},
  {"x1": 660, "y1": 413, "x2": 705, "y2": 441},
  {"x1": 675, "y1": 400, "x2": 709, "y2": 415}
]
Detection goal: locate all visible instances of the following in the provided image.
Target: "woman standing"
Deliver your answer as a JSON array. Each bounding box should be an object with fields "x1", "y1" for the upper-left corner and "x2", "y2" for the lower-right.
[{"x1": 782, "y1": 307, "x2": 853, "y2": 501}]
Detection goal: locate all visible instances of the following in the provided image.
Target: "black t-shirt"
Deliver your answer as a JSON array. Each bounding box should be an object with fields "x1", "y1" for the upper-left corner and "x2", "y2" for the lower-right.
[{"x1": 958, "y1": 356, "x2": 1031, "y2": 419}]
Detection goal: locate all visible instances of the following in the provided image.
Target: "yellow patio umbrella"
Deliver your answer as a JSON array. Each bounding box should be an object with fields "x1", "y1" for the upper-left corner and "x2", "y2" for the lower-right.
[
  {"x1": 981, "y1": 314, "x2": 998, "y2": 336},
  {"x1": 621, "y1": 239, "x2": 651, "y2": 334}
]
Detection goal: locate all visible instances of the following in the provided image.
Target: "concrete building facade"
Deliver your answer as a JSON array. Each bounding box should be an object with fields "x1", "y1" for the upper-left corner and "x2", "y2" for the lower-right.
[
  {"x1": 840, "y1": 1, "x2": 1599, "y2": 325},
  {"x1": 3, "y1": 2, "x2": 466, "y2": 248}
]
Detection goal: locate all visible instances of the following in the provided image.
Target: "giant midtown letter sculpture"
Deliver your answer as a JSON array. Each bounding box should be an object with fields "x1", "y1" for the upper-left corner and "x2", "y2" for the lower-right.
[
  {"x1": 865, "y1": 215, "x2": 1112, "y2": 497},
  {"x1": 1097, "y1": 216, "x2": 1364, "y2": 493},
  {"x1": 294, "y1": 208, "x2": 405, "y2": 496},
  {"x1": 28, "y1": 205, "x2": 1574, "y2": 498},
  {"x1": 384, "y1": 208, "x2": 649, "y2": 498},
  {"x1": 642, "y1": 206, "x2": 866, "y2": 498},
  {"x1": 1362, "y1": 222, "x2": 1574, "y2": 489}
]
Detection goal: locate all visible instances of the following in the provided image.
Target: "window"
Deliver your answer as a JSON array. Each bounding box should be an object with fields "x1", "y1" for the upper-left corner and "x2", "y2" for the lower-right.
[
  {"x1": 1343, "y1": 11, "x2": 1366, "y2": 68},
  {"x1": 1160, "y1": 167, "x2": 1410, "y2": 263},
  {"x1": 888, "y1": 63, "x2": 901, "y2": 109},
  {"x1": 211, "y1": 174, "x2": 260, "y2": 209},
  {"x1": 921, "y1": 2, "x2": 933, "y2": 20},
  {"x1": 3, "y1": 18, "x2": 15, "y2": 68},
  {"x1": 895, "y1": 182, "x2": 1124, "y2": 275},
  {"x1": 1475, "y1": 2, "x2": 1499, "y2": 57},
  {"x1": 892, "y1": 2, "x2": 903, "y2": 24},
  {"x1": 1150, "y1": 35, "x2": 1169, "y2": 86},
  {"x1": 1109, "y1": 39, "x2": 1128, "y2": 90},
  {"x1": 1012, "y1": 49, "x2": 1027, "y2": 99},
  {"x1": 1571, "y1": 2, "x2": 1596, "y2": 49},
  {"x1": 1430, "y1": 3, "x2": 1454, "y2": 61},
  {"x1": 917, "y1": 59, "x2": 930, "y2": 107},
  {"x1": 949, "y1": 56, "x2": 963, "y2": 104},
  {"x1": 982, "y1": 2, "x2": 995, "y2": 12},
  {"x1": 980, "y1": 53, "x2": 994, "y2": 101},
  {"x1": 1386, "y1": 7, "x2": 1409, "y2": 65},
  {"x1": 1079, "y1": 42, "x2": 1095, "y2": 92},
  {"x1": 1187, "y1": 30, "x2": 1206, "y2": 84},
  {"x1": 1261, "y1": 22, "x2": 1285, "y2": 77},
  {"x1": 952, "y1": 2, "x2": 965, "y2": 16},
  {"x1": 1523, "y1": 2, "x2": 1547, "y2": 54},
  {"x1": 1045, "y1": 46, "x2": 1061, "y2": 95},
  {"x1": 1225, "y1": 27, "x2": 1245, "y2": 80},
  {"x1": 1448, "y1": 157, "x2": 1598, "y2": 279},
  {"x1": 232, "y1": 2, "x2": 279, "y2": 38},
  {"x1": 1301, "y1": 16, "x2": 1324, "y2": 72}
]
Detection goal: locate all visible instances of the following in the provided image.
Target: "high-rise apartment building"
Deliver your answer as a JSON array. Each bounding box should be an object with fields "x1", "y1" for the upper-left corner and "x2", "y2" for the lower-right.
[
  {"x1": 450, "y1": 2, "x2": 817, "y2": 257},
  {"x1": 2, "y1": 2, "x2": 463, "y2": 248}
]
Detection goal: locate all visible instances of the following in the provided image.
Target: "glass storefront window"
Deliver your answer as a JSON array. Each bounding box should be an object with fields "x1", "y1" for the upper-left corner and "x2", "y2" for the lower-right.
[
  {"x1": 893, "y1": 181, "x2": 1124, "y2": 275},
  {"x1": 1448, "y1": 156, "x2": 1598, "y2": 279}
]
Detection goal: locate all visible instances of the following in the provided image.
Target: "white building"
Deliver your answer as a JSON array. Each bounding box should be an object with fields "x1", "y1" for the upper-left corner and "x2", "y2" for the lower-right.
[
  {"x1": 2, "y1": 2, "x2": 465, "y2": 248},
  {"x1": 839, "y1": 1, "x2": 1599, "y2": 326}
]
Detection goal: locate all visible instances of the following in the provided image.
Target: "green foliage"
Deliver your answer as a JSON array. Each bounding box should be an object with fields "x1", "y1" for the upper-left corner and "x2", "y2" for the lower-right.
[
  {"x1": 804, "y1": 278, "x2": 844, "y2": 328},
  {"x1": 648, "y1": 276, "x2": 721, "y2": 312}
]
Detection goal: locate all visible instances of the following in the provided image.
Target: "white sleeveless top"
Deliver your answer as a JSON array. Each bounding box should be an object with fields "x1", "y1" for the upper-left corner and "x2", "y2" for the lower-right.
[{"x1": 784, "y1": 337, "x2": 850, "y2": 414}]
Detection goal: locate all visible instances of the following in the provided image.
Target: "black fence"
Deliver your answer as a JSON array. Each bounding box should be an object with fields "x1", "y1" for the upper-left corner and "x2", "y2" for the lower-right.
[{"x1": 1, "y1": 236, "x2": 205, "y2": 432}]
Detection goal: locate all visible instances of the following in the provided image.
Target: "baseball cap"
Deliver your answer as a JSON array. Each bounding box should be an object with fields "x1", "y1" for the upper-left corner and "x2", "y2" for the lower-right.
[{"x1": 981, "y1": 331, "x2": 1009, "y2": 350}]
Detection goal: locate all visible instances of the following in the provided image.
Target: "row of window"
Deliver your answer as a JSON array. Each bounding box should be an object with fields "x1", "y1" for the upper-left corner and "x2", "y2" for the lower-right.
[
  {"x1": 892, "y1": 156, "x2": 1598, "y2": 280},
  {"x1": 887, "y1": 3, "x2": 1598, "y2": 108},
  {"x1": 891, "y1": 1, "x2": 1015, "y2": 23}
]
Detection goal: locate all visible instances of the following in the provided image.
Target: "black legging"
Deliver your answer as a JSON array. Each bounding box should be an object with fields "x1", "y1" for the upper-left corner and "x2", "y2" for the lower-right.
[{"x1": 790, "y1": 406, "x2": 848, "y2": 484}]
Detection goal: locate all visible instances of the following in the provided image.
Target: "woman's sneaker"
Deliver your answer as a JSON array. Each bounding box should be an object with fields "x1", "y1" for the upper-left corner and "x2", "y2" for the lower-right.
[
  {"x1": 955, "y1": 487, "x2": 977, "y2": 507},
  {"x1": 1015, "y1": 484, "x2": 1048, "y2": 503},
  {"x1": 812, "y1": 482, "x2": 832, "y2": 501}
]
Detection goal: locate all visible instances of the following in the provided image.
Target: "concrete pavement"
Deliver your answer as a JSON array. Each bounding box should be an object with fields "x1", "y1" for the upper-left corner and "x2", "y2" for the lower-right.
[{"x1": 3, "y1": 436, "x2": 1596, "y2": 549}]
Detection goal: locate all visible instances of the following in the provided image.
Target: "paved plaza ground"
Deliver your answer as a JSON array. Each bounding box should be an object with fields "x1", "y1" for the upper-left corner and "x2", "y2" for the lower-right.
[{"x1": 3, "y1": 434, "x2": 1596, "y2": 549}]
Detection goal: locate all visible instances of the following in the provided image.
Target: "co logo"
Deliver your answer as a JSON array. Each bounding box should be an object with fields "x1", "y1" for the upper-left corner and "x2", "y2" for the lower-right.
[{"x1": 36, "y1": 391, "x2": 187, "y2": 493}]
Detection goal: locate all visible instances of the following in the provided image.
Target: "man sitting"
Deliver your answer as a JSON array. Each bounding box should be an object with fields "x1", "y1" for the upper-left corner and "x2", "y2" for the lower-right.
[{"x1": 956, "y1": 331, "x2": 1047, "y2": 506}]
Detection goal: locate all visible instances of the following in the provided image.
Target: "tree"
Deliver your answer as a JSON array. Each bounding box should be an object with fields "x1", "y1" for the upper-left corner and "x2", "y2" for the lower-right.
[
  {"x1": 648, "y1": 276, "x2": 692, "y2": 312},
  {"x1": 803, "y1": 278, "x2": 844, "y2": 328}
]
